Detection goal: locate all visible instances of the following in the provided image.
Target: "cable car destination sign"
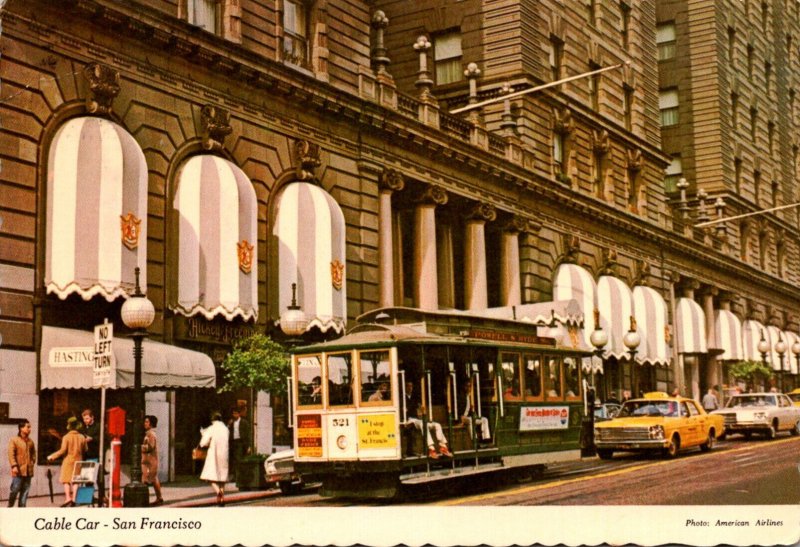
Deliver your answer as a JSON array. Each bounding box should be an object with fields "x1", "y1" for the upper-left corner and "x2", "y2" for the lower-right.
[{"x1": 93, "y1": 319, "x2": 116, "y2": 388}]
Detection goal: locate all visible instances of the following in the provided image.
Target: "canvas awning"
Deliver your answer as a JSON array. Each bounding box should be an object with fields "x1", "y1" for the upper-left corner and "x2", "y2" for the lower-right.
[
  {"x1": 173, "y1": 154, "x2": 258, "y2": 321},
  {"x1": 742, "y1": 319, "x2": 767, "y2": 363},
  {"x1": 596, "y1": 275, "x2": 634, "y2": 361},
  {"x1": 712, "y1": 309, "x2": 744, "y2": 361},
  {"x1": 45, "y1": 116, "x2": 148, "y2": 301},
  {"x1": 675, "y1": 298, "x2": 707, "y2": 354},
  {"x1": 40, "y1": 326, "x2": 216, "y2": 390},
  {"x1": 274, "y1": 182, "x2": 347, "y2": 333},
  {"x1": 632, "y1": 285, "x2": 670, "y2": 367},
  {"x1": 766, "y1": 325, "x2": 785, "y2": 371},
  {"x1": 783, "y1": 331, "x2": 799, "y2": 374}
]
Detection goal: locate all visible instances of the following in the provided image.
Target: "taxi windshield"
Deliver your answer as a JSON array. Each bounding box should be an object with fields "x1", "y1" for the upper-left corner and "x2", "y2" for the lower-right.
[
  {"x1": 618, "y1": 400, "x2": 678, "y2": 417},
  {"x1": 789, "y1": 393, "x2": 800, "y2": 403},
  {"x1": 726, "y1": 395, "x2": 776, "y2": 408}
]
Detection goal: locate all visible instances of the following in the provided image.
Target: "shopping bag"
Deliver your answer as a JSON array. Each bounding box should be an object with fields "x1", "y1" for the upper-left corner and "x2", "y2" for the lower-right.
[{"x1": 192, "y1": 446, "x2": 208, "y2": 461}]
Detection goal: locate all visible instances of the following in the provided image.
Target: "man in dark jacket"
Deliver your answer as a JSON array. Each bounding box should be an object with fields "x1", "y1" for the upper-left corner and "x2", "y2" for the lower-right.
[
  {"x1": 228, "y1": 407, "x2": 251, "y2": 481},
  {"x1": 8, "y1": 419, "x2": 36, "y2": 507},
  {"x1": 79, "y1": 408, "x2": 101, "y2": 461}
]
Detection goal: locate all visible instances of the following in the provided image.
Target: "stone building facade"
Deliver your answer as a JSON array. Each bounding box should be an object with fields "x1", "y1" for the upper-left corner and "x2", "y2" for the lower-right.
[{"x1": 1, "y1": 0, "x2": 799, "y2": 499}]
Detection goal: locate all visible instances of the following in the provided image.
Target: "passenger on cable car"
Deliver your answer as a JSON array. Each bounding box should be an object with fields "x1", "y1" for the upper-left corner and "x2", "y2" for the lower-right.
[
  {"x1": 462, "y1": 376, "x2": 491, "y2": 443},
  {"x1": 403, "y1": 381, "x2": 452, "y2": 459},
  {"x1": 368, "y1": 381, "x2": 390, "y2": 402}
]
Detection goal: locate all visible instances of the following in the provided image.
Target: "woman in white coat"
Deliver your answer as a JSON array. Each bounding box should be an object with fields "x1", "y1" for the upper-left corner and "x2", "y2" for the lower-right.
[{"x1": 199, "y1": 411, "x2": 229, "y2": 506}]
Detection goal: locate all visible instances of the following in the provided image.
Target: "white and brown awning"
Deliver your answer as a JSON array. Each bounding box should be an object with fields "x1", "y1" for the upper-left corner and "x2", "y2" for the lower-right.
[
  {"x1": 712, "y1": 309, "x2": 744, "y2": 361},
  {"x1": 766, "y1": 325, "x2": 785, "y2": 371},
  {"x1": 45, "y1": 116, "x2": 148, "y2": 300},
  {"x1": 632, "y1": 285, "x2": 670, "y2": 366},
  {"x1": 40, "y1": 326, "x2": 215, "y2": 389},
  {"x1": 742, "y1": 319, "x2": 767, "y2": 362},
  {"x1": 553, "y1": 263, "x2": 600, "y2": 373},
  {"x1": 783, "y1": 331, "x2": 799, "y2": 374},
  {"x1": 675, "y1": 297, "x2": 707, "y2": 354},
  {"x1": 274, "y1": 182, "x2": 346, "y2": 333},
  {"x1": 596, "y1": 275, "x2": 634, "y2": 361},
  {"x1": 173, "y1": 155, "x2": 258, "y2": 321}
]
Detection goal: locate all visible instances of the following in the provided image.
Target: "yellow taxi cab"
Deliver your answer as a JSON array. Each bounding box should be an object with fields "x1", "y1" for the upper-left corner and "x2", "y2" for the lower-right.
[
  {"x1": 593, "y1": 392, "x2": 725, "y2": 460},
  {"x1": 788, "y1": 388, "x2": 800, "y2": 407}
]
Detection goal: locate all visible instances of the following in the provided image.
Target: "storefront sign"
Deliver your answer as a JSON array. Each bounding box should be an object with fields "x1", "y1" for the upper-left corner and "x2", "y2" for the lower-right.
[
  {"x1": 358, "y1": 414, "x2": 397, "y2": 449},
  {"x1": 48, "y1": 347, "x2": 94, "y2": 367},
  {"x1": 468, "y1": 329, "x2": 556, "y2": 346},
  {"x1": 519, "y1": 406, "x2": 570, "y2": 431},
  {"x1": 174, "y1": 317, "x2": 255, "y2": 345}
]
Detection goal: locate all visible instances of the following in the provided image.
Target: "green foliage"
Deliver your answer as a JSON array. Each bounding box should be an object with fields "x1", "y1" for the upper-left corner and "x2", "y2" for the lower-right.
[
  {"x1": 219, "y1": 334, "x2": 289, "y2": 394},
  {"x1": 726, "y1": 359, "x2": 774, "y2": 389}
]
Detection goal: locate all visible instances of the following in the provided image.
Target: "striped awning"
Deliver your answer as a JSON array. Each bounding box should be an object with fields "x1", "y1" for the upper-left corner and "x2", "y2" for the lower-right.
[
  {"x1": 675, "y1": 298, "x2": 707, "y2": 354},
  {"x1": 274, "y1": 182, "x2": 347, "y2": 333},
  {"x1": 45, "y1": 116, "x2": 148, "y2": 301},
  {"x1": 712, "y1": 309, "x2": 744, "y2": 361},
  {"x1": 784, "y1": 331, "x2": 799, "y2": 374},
  {"x1": 553, "y1": 263, "x2": 599, "y2": 373},
  {"x1": 596, "y1": 276, "x2": 634, "y2": 360},
  {"x1": 742, "y1": 319, "x2": 767, "y2": 362},
  {"x1": 766, "y1": 325, "x2": 785, "y2": 371},
  {"x1": 173, "y1": 155, "x2": 258, "y2": 321},
  {"x1": 632, "y1": 285, "x2": 670, "y2": 366}
]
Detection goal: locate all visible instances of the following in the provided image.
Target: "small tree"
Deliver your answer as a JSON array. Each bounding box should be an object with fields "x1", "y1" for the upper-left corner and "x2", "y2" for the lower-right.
[
  {"x1": 219, "y1": 334, "x2": 289, "y2": 395},
  {"x1": 726, "y1": 359, "x2": 774, "y2": 391}
]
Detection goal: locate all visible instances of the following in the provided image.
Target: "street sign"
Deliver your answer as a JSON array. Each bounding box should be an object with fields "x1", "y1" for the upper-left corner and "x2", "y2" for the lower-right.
[{"x1": 93, "y1": 319, "x2": 115, "y2": 388}]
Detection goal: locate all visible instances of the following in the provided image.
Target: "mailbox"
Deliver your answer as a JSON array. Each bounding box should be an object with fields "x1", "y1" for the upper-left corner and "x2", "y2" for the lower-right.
[{"x1": 106, "y1": 406, "x2": 126, "y2": 437}]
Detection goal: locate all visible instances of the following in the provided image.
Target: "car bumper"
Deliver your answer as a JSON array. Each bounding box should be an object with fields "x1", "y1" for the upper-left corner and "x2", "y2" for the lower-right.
[
  {"x1": 725, "y1": 423, "x2": 769, "y2": 432},
  {"x1": 595, "y1": 439, "x2": 668, "y2": 450},
  {"x1": 266, "y1": 472, "x2": 300, "y2": 484}
]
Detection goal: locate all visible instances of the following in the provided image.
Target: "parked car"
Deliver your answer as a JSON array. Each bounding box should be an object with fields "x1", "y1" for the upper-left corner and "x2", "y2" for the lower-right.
[
  {"x1": 593, "y1": 392, "x2": 725, "y2": 459},
  {"x1": 787, "y1": 388, "x2": 800, "y2": 407},
  {"x1": 594, "y1": 402, "x2": 621, "y2": 422},
  {"x1": 264, "y1": 449, "x2": 304, "y2": 494},
  {"x1": 711, "y1": 392, "x2": 800, "y2": 439}
]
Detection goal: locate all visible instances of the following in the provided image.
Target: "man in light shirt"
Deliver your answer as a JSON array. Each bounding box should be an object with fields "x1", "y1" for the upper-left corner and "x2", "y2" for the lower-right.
[{"x1": 228, "y1": 407, "x2": 251, "y2": 482}]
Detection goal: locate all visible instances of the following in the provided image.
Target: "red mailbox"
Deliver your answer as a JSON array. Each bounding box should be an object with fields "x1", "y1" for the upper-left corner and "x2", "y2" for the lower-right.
[{"x1": 106, "y1": 406, "x2": 126, "y2": 437}]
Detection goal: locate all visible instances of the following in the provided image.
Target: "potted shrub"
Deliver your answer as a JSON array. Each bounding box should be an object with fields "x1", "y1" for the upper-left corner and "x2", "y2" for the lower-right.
[{"x1": 235, "y1": 453, "x2": 269, "y2": 491}]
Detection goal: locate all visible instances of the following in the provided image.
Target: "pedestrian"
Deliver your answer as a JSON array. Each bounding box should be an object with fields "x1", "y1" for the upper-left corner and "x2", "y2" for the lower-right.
[
  {"x1": 227, "y1": 407, "x2": 251, "y2": 482},
  {"x1": 46, "y1": 416, "x2": 86, "y2": 507},
  {"x1": 670, "y1": 387, "x2": 681, "y2": 397},
  {"x1": 7, "y1": 419, "x2": 36, "y2": 507},
  {"x1": 702, "y1": 388, "x2": 719, "y2": 412},
  {"x1": 141, "y1": 415, "x2": 163, "y2": 506},
  {"x1": 79, "y1": 409, "x2": 100, "y2": 461},
  {"x1": 606, "y1": 391, "x2": 620, "y2": 405},
  {"x1": 199, "y1": 410, "x2": 229, "y2": 506}
]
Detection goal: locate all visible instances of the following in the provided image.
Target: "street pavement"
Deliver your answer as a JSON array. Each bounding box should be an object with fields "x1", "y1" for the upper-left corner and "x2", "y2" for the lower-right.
[{"x1": 20, "y1": 476, "x2": 279, "y2": 508}]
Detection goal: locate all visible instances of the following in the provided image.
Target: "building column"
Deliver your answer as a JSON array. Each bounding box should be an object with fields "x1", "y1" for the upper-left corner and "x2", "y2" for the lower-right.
[
  {"x1": 701, "y1": 286, "x2": 720, "y2": 393},
  {"x1": 682, "y1": 282, "x2": 701, "y2": 400},
  {"x1": 378, "y1": 169, "x2": 404, "y2": 308},
  {"x1": 414, "y1": 185, "x2": 447, "y2": 310},
  {"x1": 500, "y1": 216, "x2": 527, "y2": 307},
  {"x1": 464, "y1": 203, "x2": 496, "y2": 310},
  {"x1": 437, "y1": 223, "x2": 455, "y2": 308}
]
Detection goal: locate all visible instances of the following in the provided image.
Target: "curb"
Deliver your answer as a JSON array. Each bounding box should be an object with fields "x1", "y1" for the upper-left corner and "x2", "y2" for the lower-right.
[{"x1": 172, "y1": 490, "x2": 279, "y2": 508}]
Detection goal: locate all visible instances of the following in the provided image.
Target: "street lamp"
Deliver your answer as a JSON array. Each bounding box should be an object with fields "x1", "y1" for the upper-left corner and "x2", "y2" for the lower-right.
[
  {"x1": 623, "y1": 316, "x2": 641, "y2": 361},
  {"x1": 280, "y1": 283, "x2": 308, "y2": 338},
  {"x1": 584, "y1": 309, "x2": 608, "y2": 458},
  {"x1": 792, "y1": 338, "x2": 800, "y2": 392},
  {"x1": 120, "y1": 267, "x2": 154, "y2": 507},
  {"x1": 775, "y1": 334, "x2": 787, "y2": 393}
]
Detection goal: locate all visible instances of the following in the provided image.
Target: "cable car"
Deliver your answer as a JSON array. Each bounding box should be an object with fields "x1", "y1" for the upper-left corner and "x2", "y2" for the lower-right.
[{"x1": 289, "y1": 306, "x2": 592, "y2": 498}]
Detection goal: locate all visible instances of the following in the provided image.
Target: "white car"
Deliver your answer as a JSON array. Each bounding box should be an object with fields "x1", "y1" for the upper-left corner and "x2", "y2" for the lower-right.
[
  {"x1": 264, "y1": 449, "x2": 304, "y2": 494},
  {"x1": 712, "y1": 393, "x2": 800, "y2": 439}
]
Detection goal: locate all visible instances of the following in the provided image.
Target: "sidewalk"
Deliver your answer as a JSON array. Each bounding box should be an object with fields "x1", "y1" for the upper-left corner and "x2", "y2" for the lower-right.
[{"x1": 21, "y1": 476, "x2": 280, "y2": 508}]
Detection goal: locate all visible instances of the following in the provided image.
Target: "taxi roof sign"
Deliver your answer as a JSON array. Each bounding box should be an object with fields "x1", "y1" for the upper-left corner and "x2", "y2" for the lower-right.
[{"x1": 642, "y1": 391, "x2": 671, "y2": 399}]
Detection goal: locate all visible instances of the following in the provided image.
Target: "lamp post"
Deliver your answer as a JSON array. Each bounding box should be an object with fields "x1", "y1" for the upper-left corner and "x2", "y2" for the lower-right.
[
  {"x1": 623, "y1": 316, "x2": 641, "y2": 397},
  {"x1": 792, "y1": 339, "x2": 800, "y2": 392},
  {"x1": 757, "y1": 329, "x2": 770, "y2": 391},
  {"x1": 280, "y1": 283, "x2": 309, "y2": 339},
  {"x1": 584, "y1": 309, "x2": 608, "y2": 457},
  {"x1": 120, "y1": 267, "x2": 154, "y2": 507},
  {"x1": 775, "y1": 334, "x2": 787, "y2": 393}
]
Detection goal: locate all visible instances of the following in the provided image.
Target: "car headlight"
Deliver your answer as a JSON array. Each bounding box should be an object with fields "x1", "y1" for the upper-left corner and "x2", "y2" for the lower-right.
[
  {"x1": 336, "y1": 435, "x2": 348, "y2": 450},
  {"x1": 593, "y1": 428, "x2": 601, "y2": 438},
  {"x1": 266, "y1": 462, "x2": 277, "y2": 474},
  {"x1": 753, "y1": 412, "x2": 767, "y2": 421},
  {"x1": 648, "y1": 425, "x2": 665, "y2": 440}
]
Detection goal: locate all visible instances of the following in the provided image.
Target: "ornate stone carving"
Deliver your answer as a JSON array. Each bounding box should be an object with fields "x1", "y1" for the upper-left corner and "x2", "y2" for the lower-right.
[
  {"x1": 201, "y1": 105, "x2": 232, "y2": 151},
  {"x1": 599, "y1": 248, "x2": 618, "y2": 276},
  {"x1": 83, "y1": 63, "x2": 120, "y2": 115},
  {"x1": 379, "y1": 168, "x2": 405, "y2": 193},
  {"x1": 592, "y1": 129, "x2": 610, "y2": 154},
  {"x1": 466, "y1": 202, "x2": 497, "y2": 223},
  {"x1": 503, "y1": 215, "x2": 531, "y2": 234},
  {"x1": 561, "y1": 234, "x2": 581, "y2": 264},
  {"x1": 627, "y1": 149, "x2": 643, "y2": 172},
  {"x1": 292, "y1": 139, "x2": 322, "y2": 182},
  {"x1": 416, "y1": 184, "x2": 448, "y2": 206},
  {"x1": 633, "y1": 259, "x2": 650, "y2": 286},
  {"x1": 553, "y1": 107, "x2": 573, "y2": 135}
]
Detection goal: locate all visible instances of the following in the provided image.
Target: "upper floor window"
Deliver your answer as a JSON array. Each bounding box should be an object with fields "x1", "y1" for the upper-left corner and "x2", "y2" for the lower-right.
[
  {"x1": 588, "y1": 0, "x2": 597, "y2": 26},
  {"x1": 765, "y1": 61, "x2": 772, "y2": 94},
  {"x1": 188, "y1": 0, "x2": 219, "y2": 33},
  {"x1": 728, "y1": 27, "x2": 736, "y2": 65},
  {"x1": 623, "y1": 85, "x2": 634, "y2": 130},
  {"x1": 283, "y1": 0, "x2": 310, "y2": 68},
  {"x1": 434, "y1": 32, "x2": 463, "y2": 85},
  {"x1": 549, "y1": 36, "x2": 564, "y2": 81},
  {"x1": 761, "y1": 1, "x2": 769, "y2": 32},
  {"x1": 659, "y1": 88, "x2": 679, "y2": 126},
  {"x1": 553, "y1": 132, "x2": 564, "y2": 174},
  {"x1": 620, "y1": 2, "x2": 631, "y2": 49},
  {"x1": 664, "y1": 155, "x2": 682, "y2": 194},
  {"x1": 746, "y1": 44, "x2": 754, "y2": 77},
  {"x1": 656, "y1": 23, "x2": 676, "y2": 60}
]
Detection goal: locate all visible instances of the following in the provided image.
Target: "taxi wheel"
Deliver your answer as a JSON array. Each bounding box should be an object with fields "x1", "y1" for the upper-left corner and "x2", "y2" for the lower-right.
[
  {"x1": 597, "y1": 449, "x2": 614, "y2": 460},
  {"x1": 791, "y1": 421, "x2": 800, "y2": 436},
  {"x1": 662, "y1": 435, "x2": 680, "y2": 458},
  {"x1": 700, "y1": 431, "x2": 714, "y2": 452},
  {"x1": 765, "y1": 423, "x2": 777, "y2": 440}
]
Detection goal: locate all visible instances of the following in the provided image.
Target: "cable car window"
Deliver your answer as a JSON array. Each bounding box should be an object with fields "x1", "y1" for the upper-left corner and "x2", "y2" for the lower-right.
[
  {"x1": 360, "y1": 350, "x2": 392, "y2": 405},
  {"x1": 564, "y1": 356, "x2": 581, "y2": 400},
  {"x1": 327, "y1": 352, "x2": 354, "y2": 406},
  {"x1": 297, "y1": 354, "x2": 323, "y2": 407},
  {"x1": 500, "y1": 353, "x2": 522, "y2": 401},
  {"x1": 523, "y1": 354, "x2": 543, "y2": 400},
  {"x1": 544, "y1": 357, "x2": 562, "y2": 400}
]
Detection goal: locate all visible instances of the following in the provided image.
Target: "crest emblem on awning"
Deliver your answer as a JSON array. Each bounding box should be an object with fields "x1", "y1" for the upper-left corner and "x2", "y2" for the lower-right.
[
  {"x1": 120, "y1": 212, "x2": 142, "y2": 250},
  {"x1": 331, "y1": 259, "x2": 344, "y2": 291},
  {"x1": 237, "y1": 239, "x2": 254, "y2": 274}
]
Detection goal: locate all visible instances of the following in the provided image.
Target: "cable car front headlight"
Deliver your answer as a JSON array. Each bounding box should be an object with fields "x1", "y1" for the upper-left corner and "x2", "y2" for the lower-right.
[{"x1": 336, "y1": 435, "x2": 348, "y2": 450}]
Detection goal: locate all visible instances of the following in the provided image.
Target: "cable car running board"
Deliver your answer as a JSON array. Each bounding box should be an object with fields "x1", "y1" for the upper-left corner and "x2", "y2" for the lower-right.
[{"x1": 400, "y1": 462, "x2": 505, "y2": 484}]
